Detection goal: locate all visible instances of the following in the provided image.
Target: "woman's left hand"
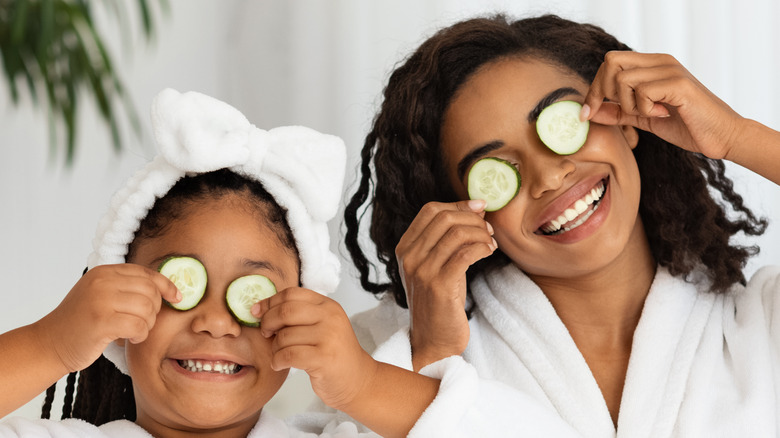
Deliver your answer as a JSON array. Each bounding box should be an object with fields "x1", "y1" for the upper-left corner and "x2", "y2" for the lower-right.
[{"x1": 582, "y1": 51, "x2": 745, "y2": 160}]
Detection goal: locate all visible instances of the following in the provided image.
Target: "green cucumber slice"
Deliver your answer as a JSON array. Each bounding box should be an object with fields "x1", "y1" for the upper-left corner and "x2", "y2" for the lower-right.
[
  {"x1": 226, "y1": 275, "x2": 277, "y2": 327},
  {"x1": 536, "y1": 100, "x2": 589, "y2": 155},
  {"x1": 467, "y1": 157, "x2": 521, "y2": 212},
  {"x1": 159, "y1": 257, "x2": 208, "y2": 311}
]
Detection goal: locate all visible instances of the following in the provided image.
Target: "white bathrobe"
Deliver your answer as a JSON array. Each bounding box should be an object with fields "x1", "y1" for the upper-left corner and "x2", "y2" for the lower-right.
[
  {"x1": 0, "y1": 410, "x2": 380, "y2": 438},
  {"x1": 350, "y1": 264, "x2": 780, "y2": 437}
]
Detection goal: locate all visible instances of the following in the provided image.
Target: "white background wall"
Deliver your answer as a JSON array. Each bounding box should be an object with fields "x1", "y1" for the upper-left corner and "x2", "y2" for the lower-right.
[{"x1": 2, "y1": 0, "x2": 779, "y2": 421}]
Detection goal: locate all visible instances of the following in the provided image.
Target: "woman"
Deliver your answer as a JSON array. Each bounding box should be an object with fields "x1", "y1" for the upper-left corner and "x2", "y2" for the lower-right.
[{"x1": 345, "y1": 13, "x2": 780, "y2": 436}]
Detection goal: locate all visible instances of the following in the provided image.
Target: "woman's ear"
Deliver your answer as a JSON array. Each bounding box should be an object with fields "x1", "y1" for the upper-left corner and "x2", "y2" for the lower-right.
[{"x1": 621, "y1": 125, "x2": 640, "y2": 150}]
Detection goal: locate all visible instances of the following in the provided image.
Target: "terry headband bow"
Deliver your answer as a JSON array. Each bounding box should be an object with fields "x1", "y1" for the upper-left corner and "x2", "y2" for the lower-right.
[{"x1": 88, "y1": 88, "x2": 346, "y2": 374}]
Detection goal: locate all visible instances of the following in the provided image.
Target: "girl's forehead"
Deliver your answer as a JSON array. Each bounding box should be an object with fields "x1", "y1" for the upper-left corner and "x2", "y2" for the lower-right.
[{"x1": 133, "y1": 195, "x2": 300, "y2": 287}]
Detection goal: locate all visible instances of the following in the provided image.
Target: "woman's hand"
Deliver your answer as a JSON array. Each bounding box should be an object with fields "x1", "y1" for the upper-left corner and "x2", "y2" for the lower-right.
[
  {"x1": 38, "y1": 264, "x2": 180, "y2": 373},
  {"x1": 582, "y1": 51, "x2": 745, "y2": 160},
  {"x1": 395, "y1": 200, "x2": 496, "y2": 371},
  {"x1": 254, "y1": 287, "x2": 376, "y2": 410}
]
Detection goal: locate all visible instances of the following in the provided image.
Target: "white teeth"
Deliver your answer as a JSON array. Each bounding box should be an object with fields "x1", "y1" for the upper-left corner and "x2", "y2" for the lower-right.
[
  {"x1": 540, "y1": 181, "x2": 606, "y2": 235},
  {"x1": 178, "y1": 360, "x2": 241, "y2": 375}
]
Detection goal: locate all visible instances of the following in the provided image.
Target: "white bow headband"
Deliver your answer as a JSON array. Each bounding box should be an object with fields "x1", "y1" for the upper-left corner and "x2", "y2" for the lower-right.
[{"x1": 88, "y1": 88, "x2": 346, "y2": 374}]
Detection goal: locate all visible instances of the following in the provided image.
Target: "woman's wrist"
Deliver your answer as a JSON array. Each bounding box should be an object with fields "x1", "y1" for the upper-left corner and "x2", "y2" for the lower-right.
[{"x1": 724, "y1": 118, "x2": 780, "y2": 185}]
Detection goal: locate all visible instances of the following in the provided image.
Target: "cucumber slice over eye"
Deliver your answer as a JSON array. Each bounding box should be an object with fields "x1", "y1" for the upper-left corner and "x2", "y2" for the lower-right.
[
  {"x1": 536, "y1": 100, "x2": 589, "y2": 155},
  {"x1": 467, "y1": 157, "x2": 521, "y2": 212},
  {"x1": 159, "y1": 257, "x2": 208, "y2": 311},
  {"x1": 226, "y1": 275, "x2": 277, "y2": 327}
]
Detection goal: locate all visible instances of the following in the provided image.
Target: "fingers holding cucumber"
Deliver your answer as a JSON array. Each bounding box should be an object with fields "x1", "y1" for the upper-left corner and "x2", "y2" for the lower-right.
[
  {"x1": 466, "y1": 100, "x2": 589, "y2": 212},
  {"x1": 157, "y1": 256, "x2": 277, "y2": 327},
  {"x1": 159, "y1": 256, "x2": 207, "y2": 310},
  {"x1": 39, "y1": 263, "x2": 181, "y2": 372},
  {"x1": 582, "y1": 51, "x2": 742, "y2": 160},
  {"x1": 396, "y1": 200, "x2": 497, "y2": 370},
  {"x1": 250, "y1": 287, "x2": 374, "y2": 410}
]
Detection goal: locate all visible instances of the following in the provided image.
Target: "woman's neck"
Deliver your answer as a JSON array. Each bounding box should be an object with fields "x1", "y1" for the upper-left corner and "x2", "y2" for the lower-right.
[
  {"x1": 530, "y1": 218, "x2": 656, "y2": 346},
  {"x1": 528, "y1": 218, "x2": 656, "y2": 427}
]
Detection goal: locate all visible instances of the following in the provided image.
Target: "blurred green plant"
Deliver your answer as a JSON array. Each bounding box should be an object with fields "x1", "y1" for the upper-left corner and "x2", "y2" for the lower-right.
[{"x1": 0, "y1": 0, "x2": 168, "y2": 165}]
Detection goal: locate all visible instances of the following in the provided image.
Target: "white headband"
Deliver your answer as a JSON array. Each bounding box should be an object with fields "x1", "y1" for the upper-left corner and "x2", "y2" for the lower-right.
[{"x1": 89, "y1": 89, "x2": 346, "y2": 374}]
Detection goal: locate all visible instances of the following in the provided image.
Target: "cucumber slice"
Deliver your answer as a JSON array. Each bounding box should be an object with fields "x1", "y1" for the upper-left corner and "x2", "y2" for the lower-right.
[
  {"x1": 467, "y1": 157, "x2": 521, "y2": 212},
  {"x1": 226, "y1": 275, "x2": 277, "y2": 327},
  {"x1": 536, "y1": 100, "x2": 589, "y2": 155},
  {"x1": 159, "y1": 257, "x2": 208, "y2": 311}
]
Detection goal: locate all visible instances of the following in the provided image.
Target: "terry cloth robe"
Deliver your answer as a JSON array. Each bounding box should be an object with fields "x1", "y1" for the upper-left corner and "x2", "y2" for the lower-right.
[
  {"x1": 349, "y1": 264, "x2": 780, "y2": 438},
  {"x1": 0, "y1": 410, "x2": 381, "y2": 438}
]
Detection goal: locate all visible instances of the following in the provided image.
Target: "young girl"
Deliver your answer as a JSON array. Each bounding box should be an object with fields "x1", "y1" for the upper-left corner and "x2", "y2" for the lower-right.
[
  {"x1": 0, "y1": 88, "x2": 469, "y2": 437},
  {"x1": 344, "y1": 13, "x2": 780, "y2": 436}
]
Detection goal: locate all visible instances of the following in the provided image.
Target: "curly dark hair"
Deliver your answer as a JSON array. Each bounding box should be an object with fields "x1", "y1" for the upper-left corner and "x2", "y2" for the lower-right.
[
  {"x1": 42, "y1": 169, "x2": 299, "y2": 424},
  {"x1": 344, "y1": 13, "x2": 768, "y2": 309}
]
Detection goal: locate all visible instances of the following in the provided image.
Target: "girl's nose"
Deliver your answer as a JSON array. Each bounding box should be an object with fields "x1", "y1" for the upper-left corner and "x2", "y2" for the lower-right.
[
  {"x1": 190, "y1": 288, "x2": 242, "y2": 338},
  {"x1": 527, "y1": 153, "x2": 576, "y2": 199}
]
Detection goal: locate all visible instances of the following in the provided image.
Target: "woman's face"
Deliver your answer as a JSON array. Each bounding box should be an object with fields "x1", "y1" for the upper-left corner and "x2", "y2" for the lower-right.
[
  {"x1": 440, "y1": 57, "x2": 643, "y2": 280},
  {"x1": 124, "y1": 193, "x2": 297, "y2": 436}
]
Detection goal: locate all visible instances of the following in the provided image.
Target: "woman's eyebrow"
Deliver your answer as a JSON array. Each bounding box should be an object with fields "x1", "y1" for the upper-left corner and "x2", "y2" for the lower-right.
[
  {"x1": 526, "y1": 87, "x2": 582, "y2": 123},
  {"x1": 456, "y1": 140, "x2": 504, "y2": 181}
]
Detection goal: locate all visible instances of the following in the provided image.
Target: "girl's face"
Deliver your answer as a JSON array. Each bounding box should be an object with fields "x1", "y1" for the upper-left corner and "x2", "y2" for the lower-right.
[
  {"x1": 124, "y1": 193, "x2": 297, "y2": 436},
  {"x1": 440, "y1": 57, "x2": 643, "y2": 280}
]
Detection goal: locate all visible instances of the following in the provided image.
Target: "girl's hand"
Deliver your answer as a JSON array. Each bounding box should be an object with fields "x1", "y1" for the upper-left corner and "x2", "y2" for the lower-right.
[
  {"x1": 253, "y1": 288, "x2": 377, "y2": 410},
  {"x1": 583, "y1": 51, "x2": 745, "y2": 160},
  {"x1": 37, "y1": 263, "x2": 180, "y2": 373},
  {"x1": 395, "y1": 200, "x2": 497, "y2": 371},
  {"x1": 254, "y1": 289, "x2": 444, "y2": 438}
]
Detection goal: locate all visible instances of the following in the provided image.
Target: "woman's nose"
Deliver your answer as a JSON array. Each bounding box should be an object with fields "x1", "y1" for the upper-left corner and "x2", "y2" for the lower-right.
[
  {"x1": 190, "y1": 288, "x2": 242, "y2": 338},
  {"x1": 526, "y1": 153, "x2": 576, "y2": 199}
]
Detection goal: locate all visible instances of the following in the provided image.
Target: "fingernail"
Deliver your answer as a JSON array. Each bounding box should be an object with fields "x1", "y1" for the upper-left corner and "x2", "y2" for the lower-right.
[
  {"x1": 251, "y1": 303, "x2": 261, "y2": 316},
  {"x1": 490, "y1": 238, "x2": 498, "y2": 250},
  {"x1": 580, "y1": 104, "x2": 591, "y2": 121},
  {"x1": 486, "y1": 221, "x2": 494, "y2": 235},
  {"x1": 176, "y1": 290, "x2": 182, "y2": 301},
  {"x1": 468, "y1": 199, "x2": 486, "y2": 211}
]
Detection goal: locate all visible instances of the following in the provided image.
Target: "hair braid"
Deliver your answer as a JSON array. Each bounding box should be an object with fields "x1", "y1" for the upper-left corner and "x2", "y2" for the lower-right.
[{"x1": 41, "y1": 383, "x2": 57, "y2": 420}]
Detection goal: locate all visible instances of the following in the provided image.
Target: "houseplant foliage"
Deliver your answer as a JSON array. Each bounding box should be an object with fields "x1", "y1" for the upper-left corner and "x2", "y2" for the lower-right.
[{"x1": 0, "y1": 0, "x2": 168, "y2": 165}]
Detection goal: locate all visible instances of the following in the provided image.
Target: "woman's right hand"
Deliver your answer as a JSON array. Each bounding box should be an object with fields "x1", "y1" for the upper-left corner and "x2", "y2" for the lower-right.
[
  {"x1": 36, "y1": 263, "x2": 180, "y2": 373},
  {"x1": 395, "y1": 200, "x2": 497, "y2": 371}
]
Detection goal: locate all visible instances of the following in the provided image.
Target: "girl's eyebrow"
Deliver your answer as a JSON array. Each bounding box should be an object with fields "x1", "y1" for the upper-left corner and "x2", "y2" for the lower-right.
[
  {"x1": 456, "y1": 140, "x2": 504, "y2": 181},
  {"x1": 150, "y1": 253, "x2": 199, "y2": 269},
  {"x1": 242, "y1": 258, "x2": 288, "y2": 281},
  {"x1": 149, "y1": 254, "x2": 287, "y2": 281},
  {"x1": 526, "y1": 87, "x2": 582, "y2": 123}
]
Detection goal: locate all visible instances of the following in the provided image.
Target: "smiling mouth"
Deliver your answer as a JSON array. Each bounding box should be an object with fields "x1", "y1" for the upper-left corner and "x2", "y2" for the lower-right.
[
  {"x1": 537, "y1": 178, "x2": 608, "y2": 236},
  {"x1": 177, "y1": 359, "x2": 243, "y2": 375}
]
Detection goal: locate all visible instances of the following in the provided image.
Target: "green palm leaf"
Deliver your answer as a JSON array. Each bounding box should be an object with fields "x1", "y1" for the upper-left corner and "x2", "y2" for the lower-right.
[{"x1": 0, "y1": 0, "x2": 168, "y2": 166}]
